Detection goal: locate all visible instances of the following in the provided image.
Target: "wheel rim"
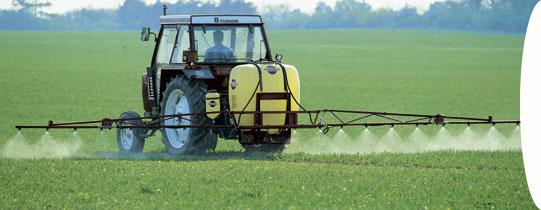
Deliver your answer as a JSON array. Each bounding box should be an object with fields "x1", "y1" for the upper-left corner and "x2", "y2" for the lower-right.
[
  {"x1": 164, "y1": 89, "x2": 191, "y2": 149},
  {"x1": 120, "y1": 126, "x2": 134, "y2": 149}
]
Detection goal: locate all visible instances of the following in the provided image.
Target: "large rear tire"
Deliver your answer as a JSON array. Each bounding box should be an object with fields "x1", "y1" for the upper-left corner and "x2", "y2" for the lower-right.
[
  {"x1": 116, "y1": 111, "x2": 145, "y2": 153},
  {"x1": 160, "y1": 75, "x2": 217, "y2": 155}
]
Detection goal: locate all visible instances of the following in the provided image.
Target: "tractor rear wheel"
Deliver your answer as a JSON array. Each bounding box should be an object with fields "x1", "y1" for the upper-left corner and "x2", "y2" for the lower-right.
[
  {"x1": 160, "y1": 75, "x2": 217, "y2": 155},
  {"x1": 116, "y1": 111, "x2": 145, "y2": 153}
]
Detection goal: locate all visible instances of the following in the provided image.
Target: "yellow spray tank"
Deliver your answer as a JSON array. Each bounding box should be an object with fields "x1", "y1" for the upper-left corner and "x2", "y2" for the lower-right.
[{"x1": 228, "y1": 63, "x2": 300, "y2": 134}]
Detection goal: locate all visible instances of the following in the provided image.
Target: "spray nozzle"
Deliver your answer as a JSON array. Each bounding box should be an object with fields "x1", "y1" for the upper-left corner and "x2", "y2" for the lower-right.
[{"x1": 322, "y1": 126, "x2": 330, "y2": 135}]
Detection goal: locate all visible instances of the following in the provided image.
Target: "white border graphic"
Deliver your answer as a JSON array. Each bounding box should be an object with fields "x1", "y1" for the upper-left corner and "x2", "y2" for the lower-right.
[{"x1": 521, "y1": 1, "x2": 541, "y2": 208}]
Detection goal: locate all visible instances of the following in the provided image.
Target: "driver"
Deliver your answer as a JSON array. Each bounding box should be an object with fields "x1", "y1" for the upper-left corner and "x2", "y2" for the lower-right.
[{"x1": 205, "y1": 30, "x2": 234, "y2": 62}]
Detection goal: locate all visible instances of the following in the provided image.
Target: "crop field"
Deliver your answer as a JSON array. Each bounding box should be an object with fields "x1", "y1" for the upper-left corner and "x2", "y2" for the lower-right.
[{"x1": 0, "y1": 30, "x2": 535, "y2": 208}]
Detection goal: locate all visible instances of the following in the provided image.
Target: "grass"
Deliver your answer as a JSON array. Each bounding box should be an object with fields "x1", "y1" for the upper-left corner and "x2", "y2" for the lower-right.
[
  {"x1": 0, "y1": 152, "x2": 530, "y2": 209},
  {"x1": 0, "y1": 29, "x2": 533, "y2": 208}
]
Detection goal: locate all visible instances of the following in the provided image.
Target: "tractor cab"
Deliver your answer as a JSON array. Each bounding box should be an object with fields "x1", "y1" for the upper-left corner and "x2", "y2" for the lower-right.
[
  {"x1": 142, "y1": 15, "x2": 272, "y2": 66},
  {"x1": 140, "y1": 15, "x2": 279, "y2": 117}
]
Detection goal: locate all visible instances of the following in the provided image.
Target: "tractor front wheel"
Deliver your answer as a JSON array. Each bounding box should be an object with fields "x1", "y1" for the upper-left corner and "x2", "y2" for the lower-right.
[{"x1": 116, "y1": 111, "x2": 145, "y2": 153}]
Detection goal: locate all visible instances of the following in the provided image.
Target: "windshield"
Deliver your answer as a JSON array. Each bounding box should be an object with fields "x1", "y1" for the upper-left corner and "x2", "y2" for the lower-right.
[{"x1": 193, "y1": 25, "x2": 268, "y2": 63}]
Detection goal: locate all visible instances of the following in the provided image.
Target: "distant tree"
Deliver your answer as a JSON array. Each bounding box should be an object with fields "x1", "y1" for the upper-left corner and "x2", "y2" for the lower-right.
[
  {"x1": 216, "y1": 0, "x2": 257, "y2": 14},
  {"x1": 60, "y1": 9, "x2": 119, "y2": 31},
  {"x1": 12, "y1": 0, "x2": 51, "y2": 17},
  {"x1": 262, "y1": 4, "x2": 309, "y2": 28},
  {"x1": 465, "y1": 0, "x2": 483, "y2": 11},
  {"x1": 117, "y1": 0, "x2": 156, "y2": 30},
  {"x1": 305, "y1": 2, "x2": 334, "y2": 28},
  {"x1": 0, "y1": 0, "x2": 537, "y2": 33},
  {"x1": 390, "y1": 7, "x2": 421, "y2": 28},
  {"x1": 334, "y1": 0, "x2": 372, "y2": 27},
  {"x1": 0, "y1": 0, "x2": 52, "y2": 30},
  {"x1": 115, "y1": 0, "x2": 256, "y2": 30}
]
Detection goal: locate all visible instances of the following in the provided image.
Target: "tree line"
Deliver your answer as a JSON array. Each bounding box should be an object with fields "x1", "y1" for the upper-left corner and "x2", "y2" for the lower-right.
[{"x1": 0, "y1": 0, "x2": 537, "y2": 33}]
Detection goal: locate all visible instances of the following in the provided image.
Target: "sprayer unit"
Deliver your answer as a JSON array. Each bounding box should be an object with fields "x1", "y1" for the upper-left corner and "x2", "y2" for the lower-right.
[{"x1": 14, "y1": 14, "x2": 520, "y2": 155}]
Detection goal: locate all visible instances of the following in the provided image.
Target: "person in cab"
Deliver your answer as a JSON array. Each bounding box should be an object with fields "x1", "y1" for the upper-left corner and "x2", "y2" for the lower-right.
[{"x1": 205, "y1": 30, "x2": 234, "y2": 62}]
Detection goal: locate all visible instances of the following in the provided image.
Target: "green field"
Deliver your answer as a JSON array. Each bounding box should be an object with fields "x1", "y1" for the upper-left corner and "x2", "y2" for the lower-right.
[{"x1": 0, "y1": 30, "x2": 534, "y2": 208}]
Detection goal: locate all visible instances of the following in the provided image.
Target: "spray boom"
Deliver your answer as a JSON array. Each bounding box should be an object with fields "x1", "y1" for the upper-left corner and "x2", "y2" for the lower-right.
[{"x1": 15, "y1": 109, "x2": 519, "y2": 132}]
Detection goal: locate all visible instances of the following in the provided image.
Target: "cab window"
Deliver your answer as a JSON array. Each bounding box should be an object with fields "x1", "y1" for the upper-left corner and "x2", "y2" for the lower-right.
[
  {"x1": 193, "y1": 25, "x2": 268, "y2": 63},
  {"x1": 156, "y1": 25, "x2": 190, "y2": 65}
]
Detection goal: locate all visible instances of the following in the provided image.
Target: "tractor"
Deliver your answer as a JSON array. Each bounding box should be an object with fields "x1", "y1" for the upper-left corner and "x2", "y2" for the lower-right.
[{"x1": 123, "y1": 14, "x2": 300, "y2": 155}]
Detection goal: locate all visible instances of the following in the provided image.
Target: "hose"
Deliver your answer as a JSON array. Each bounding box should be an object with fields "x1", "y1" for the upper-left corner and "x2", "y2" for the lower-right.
[
  {"x1": 277, "y1": 63, "x2": 315, "y2": 125},
  {"x1": 235, "y1": 63, "x2": 263, "y2": 127}
]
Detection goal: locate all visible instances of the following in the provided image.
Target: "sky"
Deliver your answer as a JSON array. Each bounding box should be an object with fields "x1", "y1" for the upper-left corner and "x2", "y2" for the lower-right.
[{"x1": 0, "y1": 0, "x2": 444, "y2": 14}]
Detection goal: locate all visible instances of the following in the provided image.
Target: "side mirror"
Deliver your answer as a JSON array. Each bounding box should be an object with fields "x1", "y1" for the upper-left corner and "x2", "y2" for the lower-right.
[
  {"x1": 275, "y1": 54, "x2": 283, "y2": 63},
  {"x1": 141, "y1": 27, "x2": 151, "y2": 41},
  {"x1": 183, "y1": 51, "x2": 198, "y2": 63}
]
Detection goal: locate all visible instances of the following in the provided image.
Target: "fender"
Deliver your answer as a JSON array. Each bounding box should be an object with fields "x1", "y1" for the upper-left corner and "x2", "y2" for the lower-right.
[{"x1": 158, "y1": 67, "x2": 215, "y2": 105}]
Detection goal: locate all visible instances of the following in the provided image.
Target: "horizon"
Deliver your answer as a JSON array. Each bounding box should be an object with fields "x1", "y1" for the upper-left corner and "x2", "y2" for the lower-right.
[{"x1": 0, "y1": 0, "x2": 444, "y2": 15}]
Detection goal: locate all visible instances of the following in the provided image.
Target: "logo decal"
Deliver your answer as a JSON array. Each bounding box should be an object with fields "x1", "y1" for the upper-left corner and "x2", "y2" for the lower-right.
[
  {"x1": 231, "y1": 79, "x2": 237, "y2": 89},
  {"x1": 214, "y1": 17, "x2": 239, "y2": 24},
  {"x1": 265, "y1": 66, "x2": 279, "y2": 75}
]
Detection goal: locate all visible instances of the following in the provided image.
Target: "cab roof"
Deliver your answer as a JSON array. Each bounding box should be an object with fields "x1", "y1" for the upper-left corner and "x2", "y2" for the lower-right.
[{"x1": 159, "y1": 14, "x2": 263, "y2": 25}]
